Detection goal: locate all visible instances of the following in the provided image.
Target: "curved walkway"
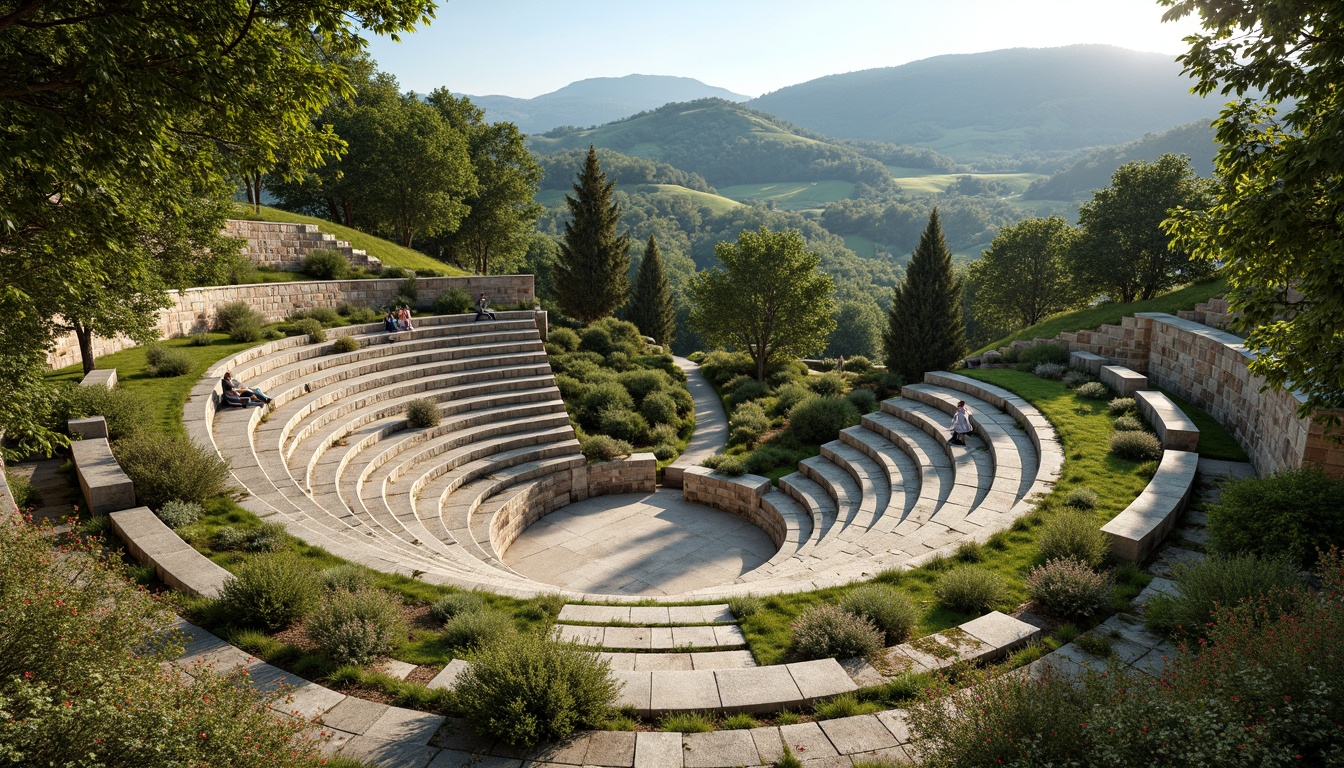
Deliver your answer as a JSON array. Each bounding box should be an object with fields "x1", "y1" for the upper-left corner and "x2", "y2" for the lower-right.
[{"x1": 664, "y1": 356, "x2": 728, "y2": 488}]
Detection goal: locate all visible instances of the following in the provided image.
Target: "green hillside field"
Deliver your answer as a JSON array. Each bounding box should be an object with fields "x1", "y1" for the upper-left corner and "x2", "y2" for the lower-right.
[
  {"x1": 886, "y1": 168, "x2": 1047, "y2": 196},
  {"x1": 537, "y1": 184, "x2": 743, "y2": 214},
  {"x1": 233, "y1": 205, "x2": 470, "y2": 275},
  {"x1": 718, "y1": 180, "x2": 856, "y2": 212}
]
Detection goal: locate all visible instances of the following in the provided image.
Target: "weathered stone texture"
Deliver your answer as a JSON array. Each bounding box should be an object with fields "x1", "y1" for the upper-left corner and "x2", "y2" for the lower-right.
[{"x1": 223, "y1": 219, "x2": 383, "y2": 272}]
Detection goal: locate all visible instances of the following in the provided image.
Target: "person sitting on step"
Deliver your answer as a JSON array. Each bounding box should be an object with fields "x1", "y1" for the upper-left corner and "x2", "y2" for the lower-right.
[
  {"x1": 474, "y1": 292, "x2": 496, "y2": 322},
  {"x1": 222, "y1": 371, "x2": 272, "y2": 404}
]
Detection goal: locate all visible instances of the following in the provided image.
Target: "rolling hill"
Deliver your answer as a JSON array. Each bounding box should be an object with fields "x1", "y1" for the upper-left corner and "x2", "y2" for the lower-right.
[
  {"x1": 466, "y1": 74, "x2": 749, "y2": 134},
  {"x1": 1021, "y1": 119, "x2": 1218, "y2": 201},
  {"x1": 748, "y1": 45, "x2": 1219, "y2": 162}
]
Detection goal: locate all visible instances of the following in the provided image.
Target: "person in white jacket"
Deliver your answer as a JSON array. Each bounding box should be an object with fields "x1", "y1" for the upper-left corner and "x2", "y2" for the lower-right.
[{"x1": 949, "y1": 400, "x2": 972, "y2": 446}]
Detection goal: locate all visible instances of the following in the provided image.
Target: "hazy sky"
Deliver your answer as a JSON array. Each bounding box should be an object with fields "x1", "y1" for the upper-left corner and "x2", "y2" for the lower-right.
[{"x1": 364, "y1": 0, "x2": 1204, "y2": 98}]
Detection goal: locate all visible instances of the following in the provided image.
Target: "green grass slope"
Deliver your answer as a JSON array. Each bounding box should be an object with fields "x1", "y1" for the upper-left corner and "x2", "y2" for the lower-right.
[
  {"x1": 717, "y1": 180, "x2": 856, "y2": 211},
  {"x1": 233, "y1": 205, "x2": 469, "y2": 275},
  {"x1": 978, "y1": 278, "x2": 1230, "y2": 353}
]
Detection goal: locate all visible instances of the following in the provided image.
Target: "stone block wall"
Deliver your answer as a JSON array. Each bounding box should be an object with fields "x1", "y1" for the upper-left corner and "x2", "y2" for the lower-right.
[
  {"x1": 45, "y1": 274, "x2": 535, "y2": 370},
  {"x1": 587, "y1": 453, "x2": 658, "y2": 497},
  {"x1": 223, "y1": 219, "x2": 382, "y2": 272},
  {"x1": 682, "y1": 468, "x2": 786, "y2": 548}
]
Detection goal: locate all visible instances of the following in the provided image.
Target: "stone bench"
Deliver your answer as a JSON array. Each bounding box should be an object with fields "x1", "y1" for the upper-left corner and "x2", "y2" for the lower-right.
[
  {"x1": 68, "y1": 415, "x2": 108, "y2": 440},
  {"x1": 1135, "y1": 390, "x2": 1200, "y2": 451},
  {"x1": 71, "y1": 437, "x2": 135, "y2": 514},
  {"x1": 1100, "y1": 365, "x2": 1148, "y2": 397},
  {"x1": 1100, "y1": 449, "x2": 1199, "y2": 563},
  {"x1": 80, "y1": 368, "x2": 117, "y2": 389},
  {"x1": 110, "y1": 507, "x2": 232, "y2": 598},
  {"x1": 1069, "y1": 350, "x2": 1107, "y2": 375}
]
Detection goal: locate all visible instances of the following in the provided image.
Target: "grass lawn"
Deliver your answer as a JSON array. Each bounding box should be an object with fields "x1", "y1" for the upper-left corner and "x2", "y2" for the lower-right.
[
  {"x1": 977, "y1": 278, "x2": 1230, "y2": 353},
  {"x1": 1158, "y1": 387, "x2": 1249, "y2": 462},
  {"x1": 717, "y1": 180, "x2": 857, "y2": 211},
  {"x1": 636, "y1": 184, "x2": 743, "y2": 215},
  {"x1": 885, "y1": 168, "x2": 1047, "y2": 196},
  {"x1": 232, "y1": 204, "x2": 470, "y2": 276}
]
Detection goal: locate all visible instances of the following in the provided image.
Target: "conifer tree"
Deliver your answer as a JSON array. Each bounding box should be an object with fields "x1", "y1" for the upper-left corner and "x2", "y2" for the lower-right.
[
  {"x1": 627, "y1": 236, "x2": 676, "y2": 345},
  {"x1": 555, "y1": 146, "x2": 630, "y2": 322},
  {"x1": 883, "y1": 209, "x2": 966, "y2": 382}
]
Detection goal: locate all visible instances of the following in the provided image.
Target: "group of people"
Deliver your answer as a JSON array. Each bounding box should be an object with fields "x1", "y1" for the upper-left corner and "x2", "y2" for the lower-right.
[
  {"x1": 220, "y1": 372, "x2": 272, "y2": 408},
  {"x1": 383, "y1": 305, "x2": 415, "y2": 332}
]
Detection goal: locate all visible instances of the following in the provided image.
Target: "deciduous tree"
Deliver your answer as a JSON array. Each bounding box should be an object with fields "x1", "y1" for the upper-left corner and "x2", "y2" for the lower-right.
[
  {"x1": 826, "y1": 299, "x2": 884, "y2": 359},
  {"x1": 556, "y1": 147, "x2": 631, "y2": 322},
  {"x1": 627, "y1": 236, "x2": 676, "y2": 345},
  {"x1": 690, "y1": 227, "x2": 836, "y2": 381},
  {"x1": 884, "y1": 210, "x2": 966, "y2": 382},
  {"x1": 969, "y1": 216, "x2": 1081, "y2": 332}
]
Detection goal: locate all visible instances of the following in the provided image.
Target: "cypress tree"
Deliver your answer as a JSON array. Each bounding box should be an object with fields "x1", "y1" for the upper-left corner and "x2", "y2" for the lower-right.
[
  {"x1": 555, "y1": 146, "x2": 630, "y2": 322},
  {"x1": 883, "y1": 209, "x2": 967, "y2": 382},
  {"x1": 627, "y1": 235, "x2": 676, "y2": 345}
]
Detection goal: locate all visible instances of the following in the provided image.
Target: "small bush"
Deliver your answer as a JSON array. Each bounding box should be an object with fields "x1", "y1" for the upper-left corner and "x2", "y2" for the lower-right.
[
  {"x1": 744, "y1": 444, "x2": 802, "y2": 476},
  {"x1": 580, "y1": 382, "x2": 635, "y2": 428},
  {"x1": 845, "y1": 387, "x2": 878, "y2": 413},
  {"x1": 430, "y1": 592, "x2": 486, "y2": 624},
  {"x1": 580, "y1": 434, "x2": 633, "y2": 462},
  {"x1": 306, "y1": 307, "x2": 341, "y2": 325},
  {"x1": 809, "y1": 372, "x2": 846, "y2": 397},
  {"x1": 720, "y1": 713, "x2": 760, "y2": 730},
  {"x1": 842, "y1": 355, "x2": 874, "y2": 373},
  {"x1": 1207, "y1": 466, "x2": 1344, "y2": 568},
  {"x1": 305, "y1": 588, "x2": 406, "y2": 666},
  {"x1": 841, "y1": 583, "x2": 919, "y2": 643},
  {"x1": 302, "y1": 249, "x2": 348, "y2": 280},
  {"x1": 1108, "y1": 397, "x2": 1137, "y2": 415},
  {"x1": 56, "y1": 383, "x2": 154, "y2": 441},
  {"x1": 454, "y1": 632, "x2": 617, "y2": 748},
  {"x1": 380, "y1": 266, "x2": 407, "y2": 279},
  {"x1": 791, "y1": 603, "x2": 884, "y2": 660},
  {"x1": 1019, "y1": 342, "x2": 1070, "y2": 366},
  {"x1": 1026, "y1": 558, "x2": 1112, "y2": 619},
  {"x1": 728, "y1": 401, "x2": 770, "y2": 447},
  {"x1": 1074, "y1": 381, "x2": 1110, "y2": 399},
  {"x1": 432, "y1": 289, "x2": 473, "y2": 315},
  {"x1": 212, "y1": 522, "x2": 288, "y2": 553},
  {"x1": 111, "y1": 432, "x2": 231, "y2": 509},
  {"x1": 770, "y1": 381, "x2": 816, "y2": 417},
  {"x1": 698, "y1": 350, "x2": 754, "y2": 386},
  {"x1": 616, "y1": 369, "x2": 671, "y2": 404},
  {"x1": 1113, "y1": 415, "x2": 1144, "y2": 431},
  {"x1": 397, "y1": 275, "x2": 418, "y2": 304},
  {"x1": 1109, "y1": 430, "x2": 1162, "y2": 461},
  {"x1": 1061, "y1": 370, "x2": 1092, "y2": 389},
  {"x1": 441, "y1": 609, "x2": 515, "y2": 651},
  {"x1": 598, "y1": 408, "x2": 649, "y2": 444},
  {"x1": 1037, "y1": 512, "x2": 1110, "y2": 567},
  {"x1": 935, "y1": 566, "x2": 1008, "y2": 614},
  {"x1": 640, "y1": 391, "x2": 680, "y2": 427},
  {"x1": 188, "y1": 332, "x2": 213, "y2": 347},
  {"x1": 1033, "y1": 362, "x2": 1067, "y2": 380},
  {"x1": 144, "y1": 344, "x2": 192, "y2": 377},
  {"x1": 214, "y1": 300, "x2": 264, "y2": 337},
  {"x1": 728, "y1": 594, "x2": 762, "y2": 619},
  {"x1": 787, "y1": 397, "x2": 860, "y2": 444},
  {"x1": 155, "y1": 499, "x2": 203, "y2": 529},
  {"x1": 701, "y1": 453, "x2": 748, "y2": 477},
  {"x1": 331, "y1": 335, "x2": 359, "y2": 353},
  {"x1": 548, "y1": 327, "x2": 581, "y2": 352},
  {"x1": 321, "y1": 564, "x2": 374, "y2": 593},
  {"x1": 1145, "y1": 554, "x2": 1301, "y2": 638},
  {"x1": 293, "y1": 317, "x2": 325, "y2": 343},
  {"x1": 579, "y1": 326, "x2": 613, "y2": 356},
  {"x1": 217, "y1": 553, "x2": 321, "y2": 630},
  {"x1": 955, "y1": 541, "x2": 985, "y2": 563},
  {"x1": 1064, "y1": 487, "x2": 1098, "y2": 510},
  {"x1": 725, "y1": 377, "x2": 770, "y2": 410},
  {"x1": 406, "y1": 398, "x2": 440, "y2": 429}
]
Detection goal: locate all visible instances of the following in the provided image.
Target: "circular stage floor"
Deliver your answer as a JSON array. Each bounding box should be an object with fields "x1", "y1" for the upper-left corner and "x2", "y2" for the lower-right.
[{"x1": 502, "y1": 491, "x2": 777, "y2": 596}]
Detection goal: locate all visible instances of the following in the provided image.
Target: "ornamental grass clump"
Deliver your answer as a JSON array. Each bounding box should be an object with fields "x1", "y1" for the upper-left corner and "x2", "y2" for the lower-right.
[
  {"x1": 217, "y1": 553, "x2": 321, "y2": 630},
  {"x1": 405, "y1": 398, "x2": 440, "y2": 429},
  {"x1": 441, "y1": 609, "x2": 515, "y2": 651},
  {"x1": 1026, "y1": 558, "x2": 1112, "y2": 619},
  {"x1": 1108, "y1": 397, "x2": 1137, "y2": 415},
  {"x1": 1037, "y1": 512, "x2": 1110, "y2": 567},
  {"x1": 934, "y1": 566, "x2": 1009, "y2": 614},
  {"x1": 1109, "y1": 429, "x2": 1162, "y2": 461},
  {"x1": 840, "y1": 583, "x2": 919, "y2": 643},
  {"x1": 1064, "y1": 486, "x2": 1098, "y2": 510},
  {"x1": 453, "y1": 632, "x2": 618, "y2": 748},
  {"x1": 1074, "y1": 381, "x2": 1110, "y2": 399},
  {"x1": 791, "y1": 603, "x2": 884, "y2": 660},
  {"x1": 305, "y1": 587, "x2": 406, "y2": 666},
  {"x1": 430, "y1": 591, "x2": 486, "y2": 623}
]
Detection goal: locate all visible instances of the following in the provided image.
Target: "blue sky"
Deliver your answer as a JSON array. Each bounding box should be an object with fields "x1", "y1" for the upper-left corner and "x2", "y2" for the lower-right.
[{"x1": 364, "y1": 0, "x2": 1203, "y2": 98}]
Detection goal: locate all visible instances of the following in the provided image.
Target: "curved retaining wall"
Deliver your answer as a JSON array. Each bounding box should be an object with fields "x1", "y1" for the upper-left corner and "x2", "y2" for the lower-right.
[{"x1": 45, "y1": 274, "x2": 535, "y2": 370}]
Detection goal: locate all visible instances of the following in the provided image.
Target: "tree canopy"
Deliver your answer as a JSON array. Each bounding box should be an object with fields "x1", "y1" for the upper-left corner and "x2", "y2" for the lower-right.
[
  {"x1": 1159, "y1": 0, "x2": 1344, "y2": 416},
  {"x1": 627, "y1": 236, "x2": 676, "y2": 346},
  {"x1": 884, "y1": 210, "x2": 966, "y2": 382},
  {"x1": 690, "y1": 226, "x2": 836, "y2": 381},
  {"x1": 555, "y1": 147, "x2": 631, "y2": 322},
  {"x1": 969, "y1": 215, "x2": 1081, "y2": 333}
]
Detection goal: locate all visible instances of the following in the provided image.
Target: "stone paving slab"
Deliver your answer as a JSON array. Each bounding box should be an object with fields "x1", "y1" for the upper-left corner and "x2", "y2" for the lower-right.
[
  {"x1": 681, "y1": 731, "x2": 758, "y2": 768},
  {"x1": 427, "y1": 659, "x2": 470, "y2": 691},
  {"x1": 958, "y1": 611, "x2": 1042, "y2": 656},
  {"x1": 338, "y1": 735, "x2": 438, "y2": 768},
  {"x1": 649, "y1": 669, "x2": 720, "y2": 711},
  {"x1": 779, "y1": 722, "x2": 839, "y2": 759},
  {"x1": 788, "y1": 659, "x2": 858, "y2": 702},
  {"x1": 634, "y1": 732, "x2": 683, "y2": 768},
  {"x1": 715, "y1": 665, "x2": 804, "y2": 712},
  {"x1": 585, "y1": 730, "x2": 638, "y2": 767},
  {"x1": 322, "y1": 696, "x2": 391, "y2": 735}
]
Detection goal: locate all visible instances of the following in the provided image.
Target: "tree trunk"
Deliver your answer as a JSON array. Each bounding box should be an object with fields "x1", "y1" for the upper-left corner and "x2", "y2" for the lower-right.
[
  {"x1": 755, "y1": 349, "x2": 767, "y2": 382},
  {"x1": 74, "y1": 320, "x2": 95, "y2": 376},
  {"x1": 342, "y1": 200, "x2": 355, "y2": 228}
]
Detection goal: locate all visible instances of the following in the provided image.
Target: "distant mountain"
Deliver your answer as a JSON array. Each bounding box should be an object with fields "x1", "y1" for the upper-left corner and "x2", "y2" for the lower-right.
[
  {"x1": 1022, "y1": 119, "x2": 1218, "y2": 201},
  {"x1": 748, "y1": 45, "x2": 1218, "y2": 162},
  {"x1": 465, "y1": 74, "x2": 749, "y2": 134}
]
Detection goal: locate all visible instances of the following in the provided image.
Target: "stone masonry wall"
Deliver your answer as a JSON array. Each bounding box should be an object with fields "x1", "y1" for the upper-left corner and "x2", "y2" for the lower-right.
[
  {"x1": 223, "y1": 219, "x2": 382, "y2": 272},
  {"x1": 45, "y1": 274, "x2": 535, "y2": 370}
]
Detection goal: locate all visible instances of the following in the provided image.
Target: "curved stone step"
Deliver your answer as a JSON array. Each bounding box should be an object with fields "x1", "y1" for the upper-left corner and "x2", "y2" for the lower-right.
[
  {"x1": 556, "y1": 622, "x2": 747, "y2": 651},
  {"x1": 799, "y1": 454, "x2": 862, "y2": 547},
  {"x1": 883, "y1": 398, "x2": 992, "y2": 535},
  {"x1": 776, "y1": 472, "x2": 832, "y2": 551},
  {"x1": 861, "y1": 411, "x2": 949, "y2": 519}
]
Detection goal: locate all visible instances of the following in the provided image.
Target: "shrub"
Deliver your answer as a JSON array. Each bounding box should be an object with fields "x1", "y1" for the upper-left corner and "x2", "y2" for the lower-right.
[
  {"x1": 305, "y1": 587, "x2": 406, "y2": 666},
  {"x1": 406, "y1": 398, "x2": 440, "y2": 429},
  {"x1": 579, "y1": 326, "x2": 613, "y2": 356},
  {"x1": 787, "y1": 397, "x2": 860, "y2": 444},
  {"x1": 934, "y1": 566, "x2": 1008, "y2": 614},
  {"x1": 728, "y1": 401, "x2": 770, "y2": 447},
  {"x1": 701, "y1": 453, "x2": 748, "y2": 476},
  {"x1": 841, "y1": 583, "x2": 919, "y2": 643},
  {"x1": 791, "y1": 603, "x2": 884, "y2": 660},
  {"x1": 321, "y1": 564, "x2": 374, "y2": 593},
  {"x1": 214, "y1": 300, "x2": 263, "y2": 337},
  {"x1": 1037, "y1": 512, "x2": 1110, "y2": 567},
  {"x1": 580, "y1": 434, "x2": 632, "y2": 462},
  {"x1": 1074, "y1": 381, "x2": 1110, "y2": 399},
  {"x1": 744, "y1": 444, "x2": 801, "y2": 475},
  {"x1": 4, "y1": 470, "x2": 41, "y2": 511},
  {"x1": 1026, "y1": 558, "x2": 1112, "y2": 619},
  {"x1": 617, "y1": 368, "x2": 672, "y2": 405},
  {"x1": 842, "y1": 355, "x2": 874, "y2": 373},
  {"x1": 1064, "y1": 487, "x2": 1098, "y2": 510},
  {"x1": 188, "y1": 332, "x2": 212, "y2": 347},
  {"x1": 111, "y1": 432, "x2": 230, "y2": 509},
  {"x1": 1033, "y1": 362, "x2": 1067, "y2": 380},
  {"x1": 548, "y1": 327, "x2": 581, "y2": 352},
  {"x1": 380, "y1": 266, "x2": 407, "y2": 279},
  {"x1": 1061, "y1": 370, "x2": 1092, "y2": 389},
  {"x1": 430, "y1": 591, "x2": 486, "y2": 623},
  {"x1": 155, "y1": 499, "x2": 203, "y2": 529},
  {"x1": 808, "y1": 372, "x2": 846, "y2": 397},
  {"x1": 455, "y1": 631, "x2": 618, "y2": 748},
  {"x1": 725, "y1": 376, "x2": 770, "y2": 409},
  {"x1": 294, "y1": 317, "x2": 325, "y2": 342},
  {"x1": 845, "y1": 387, "x2": 878, "y2": 413},
  {"x1": 598, "y1": 408, "x2": 649, "y2": 444},
  {"x1": 1113, "y1": 415, "x2": 1144, "y2": 431},
  {"x1": 56, "y1": 383, "x2": 154, "y2": 441},
  {"x1": 1019, "y1": 342, "x2": 1070, "y2": 366},
  {"x1": 771, "y1": 381, "x2": 816, "y2": 417},
  {"x1": 1109, "y1": 430, "x2": 1162, "y2": 461},
  {"x1": 640, "y1": 391, "x2": 680, "y2": 427},
  {"x1": 397, "y1": 275, "x2": 418, "y2": 304},
  {"x1": 1207, "y1": 466, "x2": 1344, "y2": 568},
  {"x1": 306, "y1": 306, "x2": 341, "y2": 325},
  {"x1": 579, "y1": 381, "x2": 635, "y2": 428},
  {"x1": 1108, "y1": 397, "x2": 1137, "y2": 415},
  {"x1": 728, "y1": 594, "x2": 762, "y2": 619},
  {"x1": 217, "y1": 553, "x2": 320, "y2": 630},
  {"x1": 698, "y1": 350, "x2": 754, "y2": 387},
  {"x1": 331, "y1": 335, "x2": 359, "y2": 353},
  {"x1": 144, "y1": 344, "x2": 192, "y2": 377},
  {"x1": 302, "y1": 249, "x2": 348, "y2": 280},
  {"x1": 441, "y1": 609, "x2": 515, "y2": 651},
  {"x1": 431, "y1": 289, "x2": 472, "y2": 315},
  {"x1": 1145, "y1": 554, "x2": 1301, "y2": 638},
  {"x1": 212, "y1": 522, "x2": 288, "y2": 553}
]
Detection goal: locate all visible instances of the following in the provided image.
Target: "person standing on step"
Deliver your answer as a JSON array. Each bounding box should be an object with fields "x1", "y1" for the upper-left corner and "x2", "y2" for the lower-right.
[
  {"x1": 949, "y1": 400, "x2": 972, "y2": 446},
  {"x1": 474, "y1": 292, "x2": 496, "y2": 322}
]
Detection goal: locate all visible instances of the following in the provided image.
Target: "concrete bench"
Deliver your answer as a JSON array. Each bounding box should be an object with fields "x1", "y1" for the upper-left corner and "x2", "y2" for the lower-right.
[
  {"x1": 68, "y1": 415, "x2": 108, "y2": 440},
  {"x1": 110, "y1": 507, "x2": 232, "y2": 598},
  {"x1": 1135, "y1": 390, "x2": 1200, "y2": 451},
  {"x1": 1100, "y1": 365, "x2": 1148, "y2": 397},
  {"x1": 1101, "y1": 449, "x2": 1199, "y2": 563},
  {"x1": 1069, "y1": 350, "x2": 1107, "y2": 376},
  {"x1": 80, "y1": 368, "x2": 117, "y2": 389},
  {"x1": 71, "y1": 437, "x2": 135, "y2": 514}
]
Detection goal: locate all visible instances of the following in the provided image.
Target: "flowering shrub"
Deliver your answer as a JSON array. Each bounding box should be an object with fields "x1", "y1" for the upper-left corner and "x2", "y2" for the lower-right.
[
  {"x1": 305, "y1": 587, "x2": 406, "y2": 666},
  {"x1": 1026, "y1": 558, "x2": 1112, "y2": 619},
  {"x1": 1037, "y1": 512, "x2": 1110, "y2": 567},
  {"x1": 791, "y1": 603, "x2": 884, "y2": 660}
]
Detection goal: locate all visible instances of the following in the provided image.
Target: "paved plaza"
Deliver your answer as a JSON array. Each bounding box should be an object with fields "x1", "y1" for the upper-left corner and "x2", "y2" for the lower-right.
[{"x1": 503, "y1": 491, "x2": 776, "y2": 595}]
